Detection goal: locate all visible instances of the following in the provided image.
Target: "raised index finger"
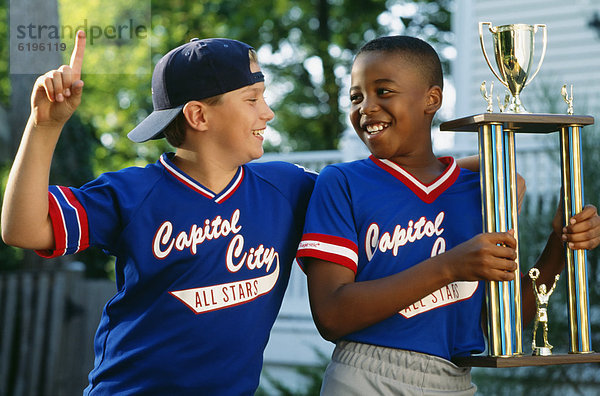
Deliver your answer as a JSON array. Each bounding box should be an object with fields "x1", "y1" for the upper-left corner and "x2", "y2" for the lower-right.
[{"x1": 69, "y1": 30, "x2": 86, "y2": 80}]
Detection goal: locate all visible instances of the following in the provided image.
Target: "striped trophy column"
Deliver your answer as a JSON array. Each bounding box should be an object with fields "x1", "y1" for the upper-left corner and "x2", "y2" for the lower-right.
[
  {"x1": 559, "y1": 124, "x2": 593, "y2": 354},
  {"x1": 479, "y1": 122, "x2": 523, "y2": 357}
]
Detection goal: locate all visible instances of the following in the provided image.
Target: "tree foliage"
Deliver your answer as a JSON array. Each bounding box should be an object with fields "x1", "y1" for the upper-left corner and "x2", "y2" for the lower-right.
[
  {"x1": 0, "y1": 0, "x2": 453, "y2": 270},
  {"x1": 63, "y1": 0, "x2": 454, "y2": 168},
  {"x1": 0, "y1": 0, "x2": 453, "y2": 272}
]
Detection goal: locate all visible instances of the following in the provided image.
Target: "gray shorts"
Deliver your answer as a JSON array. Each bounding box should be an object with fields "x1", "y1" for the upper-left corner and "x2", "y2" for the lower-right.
[{"x1": 320, "y1": 341, "x2": 477, "y2": 396}]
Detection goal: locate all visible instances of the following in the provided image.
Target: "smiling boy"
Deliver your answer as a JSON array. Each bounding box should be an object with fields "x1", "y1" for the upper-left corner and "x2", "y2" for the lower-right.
[
  {"x1": 2, "y1": 32, "x2": 316, "y2": 395},
  {"x1": 296, "y1": 35, "x2": 600, "y2": 395}
]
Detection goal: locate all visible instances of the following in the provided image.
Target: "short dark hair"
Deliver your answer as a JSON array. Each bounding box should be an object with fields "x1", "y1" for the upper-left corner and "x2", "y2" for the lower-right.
[
  {"x1": 356, "y1": 35, "x2": 443, "y2": 89},
  {"x1": 163, "y1": 111, "x2": 187, "y2": 148}
]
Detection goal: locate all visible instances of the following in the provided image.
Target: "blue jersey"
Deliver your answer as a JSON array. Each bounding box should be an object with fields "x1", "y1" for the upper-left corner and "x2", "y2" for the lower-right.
[
  {"x1": 39, "y1": 153, "x2": 316, "y2": 395},
  {"x1": 297, "y1": 155, "x2": 485, "y2": 361}
]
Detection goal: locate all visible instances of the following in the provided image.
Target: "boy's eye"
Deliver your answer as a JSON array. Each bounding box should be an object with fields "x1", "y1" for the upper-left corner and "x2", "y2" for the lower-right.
[
  {"x1": 349, "y1": 93, "x2": 362, "y2": 103},
  {"x1": 377, "y1": 88, "x2": 392, "y2": 95}
]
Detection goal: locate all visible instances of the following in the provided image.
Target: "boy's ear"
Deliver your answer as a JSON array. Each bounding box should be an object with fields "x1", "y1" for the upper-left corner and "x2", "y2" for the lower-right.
[
  {"x1": 182, "y1": 101, "x2": 209, "y2": 131},
  {"x1": 425, "y1": 86, "x2": 443, "y2": 114}
]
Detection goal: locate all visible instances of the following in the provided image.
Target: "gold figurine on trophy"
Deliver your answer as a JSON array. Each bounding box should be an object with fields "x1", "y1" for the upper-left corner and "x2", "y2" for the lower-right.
[
  {"x1": 480, "y1": 81, "x2": 494, "y2": 113},
  {"x1": 561, "y1": 84, "x2": 574, "y2": 115},
  {"x1": 497, "y1": 91, "x2": 510, "y2": 113},
  {"x1": 529, "y1": 268, "x2": 560, "y2": 356}
]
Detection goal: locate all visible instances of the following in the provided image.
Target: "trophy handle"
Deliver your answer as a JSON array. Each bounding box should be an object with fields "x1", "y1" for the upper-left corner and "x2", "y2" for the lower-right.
[
  {"x1": 478, "y1": 22, "x2": 508, "y2": 89},
  {"x1": 523, "y1": 24, "x2": 547, "y2": 87}
]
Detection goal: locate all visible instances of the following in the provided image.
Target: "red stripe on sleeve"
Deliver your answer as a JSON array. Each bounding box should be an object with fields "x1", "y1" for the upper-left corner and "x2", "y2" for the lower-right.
[
  {"x1": 35, "y1": 192, "x2": 67, "y2": 258},
  {"x1": 59, "y1": 186, "x2": 90, "y2": 251}
]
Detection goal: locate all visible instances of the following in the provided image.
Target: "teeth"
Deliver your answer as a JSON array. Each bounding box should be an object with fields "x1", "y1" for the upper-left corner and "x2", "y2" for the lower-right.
[
  {"x1": 252, "y1": 128, "x2": 265, "y2": 136},
  {"x1": 365, "y1": 123, "x2": 386, "y2": 133}
]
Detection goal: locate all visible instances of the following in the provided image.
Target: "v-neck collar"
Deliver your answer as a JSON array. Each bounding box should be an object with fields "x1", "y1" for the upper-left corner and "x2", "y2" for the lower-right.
[
  {"x1": 159, "y1": 153, "x2": 244, "y2": 204},
  {"x1": 369, "y1": 155, "x2": 460, "y2": 204}
]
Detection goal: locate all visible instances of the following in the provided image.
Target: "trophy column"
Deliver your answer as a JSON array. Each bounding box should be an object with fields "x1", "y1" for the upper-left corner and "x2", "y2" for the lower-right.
[
  {"x1": 559, "y1": 124, "x2": 592, "y2": 353},
  {"x1": 479, "y1": 122, "x2": 522, "y2": 357},
  {"x1": 441, "y1": 113, "x2": 600, "y2": 367}
]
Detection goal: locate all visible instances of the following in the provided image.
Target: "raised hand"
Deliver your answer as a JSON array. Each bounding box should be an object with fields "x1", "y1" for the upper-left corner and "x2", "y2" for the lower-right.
[{"x1": 30, "y1": 30, "x2": 86, "y2": 128}]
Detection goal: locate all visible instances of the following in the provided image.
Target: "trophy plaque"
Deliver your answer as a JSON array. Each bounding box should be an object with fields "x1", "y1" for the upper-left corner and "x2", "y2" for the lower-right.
[{"x1": 442, "y1": 22, "x2": 600, "y2": 368}]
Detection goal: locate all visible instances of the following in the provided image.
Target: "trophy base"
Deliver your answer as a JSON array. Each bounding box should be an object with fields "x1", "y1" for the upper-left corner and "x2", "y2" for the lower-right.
[
  {"x1": 453, "y1": 352, "x2": 600, "y2": 368},
  {"x1": 533, "y1": 346, "x2": 552, "y2": 356}
]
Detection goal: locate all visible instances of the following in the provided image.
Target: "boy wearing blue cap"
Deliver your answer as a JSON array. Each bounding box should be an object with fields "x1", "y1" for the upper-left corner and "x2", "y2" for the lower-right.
[{"x1": 2, "y1": 31, "x2": 316, "y2": 395}]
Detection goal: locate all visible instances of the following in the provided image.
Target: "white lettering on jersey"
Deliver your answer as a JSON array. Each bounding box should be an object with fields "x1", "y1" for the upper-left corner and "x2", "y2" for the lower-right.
[
  {"x1": 153, "y1": 209, "x2": 242, "y2": 259},
  {"x1": 169, "y1": 256, "x2": 280, "y2": 314},
  {"x1": 365, "y1": 212, "x2": 445, "y2": 261},
  {"x1": 399, "y1": 281, "x2": 478, "y2": 318},
  {"x1": 226, "y1": 234, "x2": 278, "y2": 273},
  {"x1": 431, "y1": 236, "x2": 446, "y2": 256}
]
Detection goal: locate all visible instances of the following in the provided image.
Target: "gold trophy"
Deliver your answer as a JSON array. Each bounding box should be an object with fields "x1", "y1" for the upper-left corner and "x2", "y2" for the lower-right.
[
  {"x1": 441, "y1": 21, "x2": 600, "y2": 367},
  {"x1": 529, "y1": 268, "x2": 560, "y2": 356},
  {"x1": 479, "y1": 22, "x2": 547, "y2": 113}
]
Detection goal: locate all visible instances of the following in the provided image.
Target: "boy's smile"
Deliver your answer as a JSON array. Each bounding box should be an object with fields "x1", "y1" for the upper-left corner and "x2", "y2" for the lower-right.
[{"x1": 364, "y1": 122, "x2": 390, "y2": 135}]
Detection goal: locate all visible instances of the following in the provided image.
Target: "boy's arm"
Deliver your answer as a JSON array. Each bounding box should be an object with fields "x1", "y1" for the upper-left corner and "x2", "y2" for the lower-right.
[
  {"x1": 1, "y1": 31, "x2": 86, "y2": 250},
  {"x1": 457, "y1": 155, "x2": 526, "y2": 213},
  {"x1": 455, "y1": 155, "x2": 479, "y2": 171},
  {"x1": 304, "y1": 230, "x2": 518, "y2": 341},
  {"x1": 521, "y1": 204, "x2": 600, "y2": 324}
]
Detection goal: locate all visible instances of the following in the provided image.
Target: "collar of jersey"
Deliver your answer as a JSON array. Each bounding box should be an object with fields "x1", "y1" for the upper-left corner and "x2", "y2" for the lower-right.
[
  {"x1": 369, "y1": 155, "x2": 460, "y2": 204},
  {"x1": 159, "y1": 153, "x2": 244, "y2": 203}
]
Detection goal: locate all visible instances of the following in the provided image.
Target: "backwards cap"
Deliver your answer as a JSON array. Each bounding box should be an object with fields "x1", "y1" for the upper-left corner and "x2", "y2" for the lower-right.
[{"x1": 128, "y1": 38, "x2": 264, "y2": 143}]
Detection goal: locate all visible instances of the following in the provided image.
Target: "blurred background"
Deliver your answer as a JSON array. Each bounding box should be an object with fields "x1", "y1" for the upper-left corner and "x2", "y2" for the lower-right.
[{"x1": 1, "y1": 0, "x2": 600, "y2": 394}]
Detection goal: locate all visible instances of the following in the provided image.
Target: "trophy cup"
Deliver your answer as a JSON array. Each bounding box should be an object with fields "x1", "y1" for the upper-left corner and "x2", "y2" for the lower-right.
[
  {"x1": 479, "y1": 22, "x2": 547, "y2": 113},
  {"x1": 440, "y1": 21, "x2": 600, "y2": 367}
]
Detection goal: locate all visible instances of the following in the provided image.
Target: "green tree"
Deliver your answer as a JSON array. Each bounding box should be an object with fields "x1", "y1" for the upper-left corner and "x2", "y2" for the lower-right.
[
  {"x1": 148, "y1": 0, "x2": 453, "y2": 151},
  {"x1": 1, "y1": 0, "x2": 454, "y2": 272},
  {"x1": 70, "y1": 0, "x2": 454, "y2": 169}
]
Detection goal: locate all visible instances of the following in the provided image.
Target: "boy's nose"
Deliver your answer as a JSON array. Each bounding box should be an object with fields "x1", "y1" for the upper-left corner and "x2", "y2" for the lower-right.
[
  {"x1": 262, "y1": 104, "x2": 275, "y2": 121},
  {"x1": 359, "y1": 97, "x2": 380, "y2": 115}
]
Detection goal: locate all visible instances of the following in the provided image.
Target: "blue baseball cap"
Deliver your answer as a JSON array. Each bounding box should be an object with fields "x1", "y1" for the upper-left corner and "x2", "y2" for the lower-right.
[{"x1": 128, "y1": 38, "x2": 265, "y2": 143}]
